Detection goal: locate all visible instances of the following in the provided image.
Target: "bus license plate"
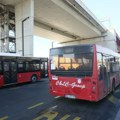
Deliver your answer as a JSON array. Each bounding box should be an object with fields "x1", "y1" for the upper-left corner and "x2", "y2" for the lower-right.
[{"x1": 65, "y1": 95, "x2": 76, "y2": 99}]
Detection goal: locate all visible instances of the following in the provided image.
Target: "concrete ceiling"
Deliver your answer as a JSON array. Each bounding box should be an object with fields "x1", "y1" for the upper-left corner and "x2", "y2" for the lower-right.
[
  {"x1": 34, "y1": 0, "x2": 107, "y2": 42},
  {"x1": 0, "y1": 0, "x2": 107, "y2": 43},
  {"x1": 0, "y1": 0, "x2": 20, "y2": 5}
]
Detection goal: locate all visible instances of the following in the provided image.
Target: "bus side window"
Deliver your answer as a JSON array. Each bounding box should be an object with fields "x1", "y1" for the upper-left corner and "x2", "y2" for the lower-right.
[
  {"x1": 4, "y1": 62, "x2": 9, "y2": 72},
  {"x1": 110, "y1": 62, "x2": 119, "y2": 72},
  {"x1": 41, "y1": 63, "x2": 44, "y2": 70},
  {"x1": 18, "y1": 62, "x2": 24, "y2": 72},
  {"x1": 0, "y1": 61, "x2": 2, "y2": 74},
  {"x1": 25, "y1": 62, "x2": 30, "y2": 71},
  {"x1": 97, "y1": 53, "x2": 103, "y2": 80},
  {"x1": 103, "y1": 55, "x2": 109, "y2": 79},
  {"x1": 32, "y1": 62, "x2": 40, "y2": 70}
]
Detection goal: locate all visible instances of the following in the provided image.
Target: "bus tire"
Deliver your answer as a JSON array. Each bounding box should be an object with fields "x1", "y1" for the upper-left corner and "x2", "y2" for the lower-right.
[
  {"x1": 31, "y1": 75, "x2": 37, "y2": 83},
  {"x1": 112, "y1": 81, "x2": 115, "y2": 93}
]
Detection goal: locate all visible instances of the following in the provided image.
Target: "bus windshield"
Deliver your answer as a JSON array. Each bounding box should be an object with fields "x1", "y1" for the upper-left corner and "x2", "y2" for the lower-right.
[{"x1": 50, "y1": 45, "x2": 94, "y2": 77}]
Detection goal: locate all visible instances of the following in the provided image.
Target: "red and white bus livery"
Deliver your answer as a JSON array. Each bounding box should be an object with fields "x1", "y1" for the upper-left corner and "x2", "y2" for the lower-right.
[
  {"x1": 49, "y1": 44, "x2": 120, "y2": 102},
  {"x1": 0, "y1": 53, "x2": 48, "y2": 87}
]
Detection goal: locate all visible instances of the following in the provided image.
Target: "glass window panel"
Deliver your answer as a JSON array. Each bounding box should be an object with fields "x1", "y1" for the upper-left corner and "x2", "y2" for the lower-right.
[
  {"x1": 4, "y1": 62, "x2": 9, "y2": 72},
  {"x1": 59, "y1": 63, "x2": 71, "y2": 70},
  {"x1": 51, "y1": 56, "x2": 58, "y2": 70},
  {"x1": 50, "y1": 50, "x2": 93, "y2": 77},
  {"x1": 0, "y1": 61, "x2": 2, "y2": 73},
  {"x1": 18, "y1": 62, "x2": 24, "y2": 72}
]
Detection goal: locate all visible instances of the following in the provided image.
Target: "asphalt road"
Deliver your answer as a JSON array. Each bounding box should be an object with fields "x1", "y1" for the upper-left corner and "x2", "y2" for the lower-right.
[{"x1": 0, "y1": 78, "x2": 120, "y2": 120}]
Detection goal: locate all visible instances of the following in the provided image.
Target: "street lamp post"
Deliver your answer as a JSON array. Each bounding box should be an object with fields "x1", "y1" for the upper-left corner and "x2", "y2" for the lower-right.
[{"x1": 22, "y1": 17, "x2": 29, "y2": 56}]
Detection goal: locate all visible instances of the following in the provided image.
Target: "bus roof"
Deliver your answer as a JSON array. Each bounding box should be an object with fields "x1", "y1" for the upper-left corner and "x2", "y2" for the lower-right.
[
  {"x1": 50, "y1": 44, "x2": 93, "y2": 50},
  {"x1": 50, "y1": 44, "x2": 120, "y2": 57},
  {"x1": 0, "y1": 53, "x2": 48, "y2": 61},
  {"x1": 96, "y1": 44, "x2": 120, "y2": 57},
  {"x1": 0, "y1": 53, "x2": 21, "y2": 57}
]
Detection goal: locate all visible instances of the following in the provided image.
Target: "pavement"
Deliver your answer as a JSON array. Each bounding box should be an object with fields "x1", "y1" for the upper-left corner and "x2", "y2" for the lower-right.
[
  {"x1": 0, "y1": 78, "x2": 120, "y2": 120},
  {"x1": 115, "y1": 100, "x2": 120, "y2": 120}
]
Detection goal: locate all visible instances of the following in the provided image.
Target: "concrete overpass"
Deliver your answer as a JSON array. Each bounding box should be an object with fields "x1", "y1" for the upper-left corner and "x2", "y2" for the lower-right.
[{"x1": 0, "y1": 0, "x2": 119, "y2": 56}]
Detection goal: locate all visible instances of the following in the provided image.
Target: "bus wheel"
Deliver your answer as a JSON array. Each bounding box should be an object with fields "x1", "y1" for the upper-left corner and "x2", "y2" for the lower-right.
[
  {"x1": 112, "y1": 81, "x2": 115, "y2": 93},
  {"x1": 31, "y1": 75, "x2": 37, "y2": 83}
]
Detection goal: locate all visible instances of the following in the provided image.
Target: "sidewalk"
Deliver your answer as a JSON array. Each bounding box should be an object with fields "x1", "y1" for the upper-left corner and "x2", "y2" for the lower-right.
[
  {"x1": 115, "y1": 100, "x2": 120, "y2": 120},
  {"x1": 115, "y1": 109, "x2": 120, "y2": 120}
]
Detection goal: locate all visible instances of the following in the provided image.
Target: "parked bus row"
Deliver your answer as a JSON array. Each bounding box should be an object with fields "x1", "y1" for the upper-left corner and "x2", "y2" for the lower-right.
[
  {"x1": 49, "y1": 44, "x2": 120, "y2": 102},
  {"x1": 1, "y1": 44, "x2": 120, "y2": 102},
  {"x1": 0, "y1": 53, "x2": 48, "y2": 87}
]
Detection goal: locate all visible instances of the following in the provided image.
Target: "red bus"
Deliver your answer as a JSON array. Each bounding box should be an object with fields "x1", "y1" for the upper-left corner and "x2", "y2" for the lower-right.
[
  {"x1": 0, "y1": 53, "x2": 48, "y2": 87},
  {"x1": 49, "y1": 44, "x2": 120, "y2": 102}
]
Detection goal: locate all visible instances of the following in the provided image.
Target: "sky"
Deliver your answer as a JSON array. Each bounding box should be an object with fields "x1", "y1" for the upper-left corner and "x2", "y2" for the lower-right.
[
  {"x1": 34, "y1": 0, "x2": 120, "y2": 57},
  {"x1": 82, "y1": 0, "x2": 120, "y2": 33},
  {"x1": 33, "y1": 36, "x2": 52, "y2": 57}
]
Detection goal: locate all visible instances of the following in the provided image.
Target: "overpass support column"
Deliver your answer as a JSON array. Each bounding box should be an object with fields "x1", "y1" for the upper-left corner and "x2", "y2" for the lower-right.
[{"x1": 15, "y1": 0, "x2": 34, "y2": 56}]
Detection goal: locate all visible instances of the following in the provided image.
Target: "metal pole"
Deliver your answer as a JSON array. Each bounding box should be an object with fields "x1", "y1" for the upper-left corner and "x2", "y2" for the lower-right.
[
  {"x1": 22, "y1": 17, "x2": 29, "y2": 56},
  {"x1": 22, "y1": 21, "x2": 24, "y2": 56},
  {"x1": 52, "y1": 41, "x2": 53, "y2": 48}
]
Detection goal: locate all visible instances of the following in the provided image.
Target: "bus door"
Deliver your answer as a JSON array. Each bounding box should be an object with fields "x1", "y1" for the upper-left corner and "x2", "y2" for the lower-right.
[
  {"x1": 40, "y1": 58, "x2": 48, "y2": 78},
  {"x1": 3, "y1": 61, "x2": 17, "y2": 85}
]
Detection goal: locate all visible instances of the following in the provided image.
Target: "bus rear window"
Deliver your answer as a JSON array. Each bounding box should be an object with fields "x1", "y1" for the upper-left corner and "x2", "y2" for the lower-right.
[
  {"x1": 50, "y1": 45, "x2": 94, "y2": 77},
  {"x1": 50, "y1": 53, "x2": 93, "y2": 77}
]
